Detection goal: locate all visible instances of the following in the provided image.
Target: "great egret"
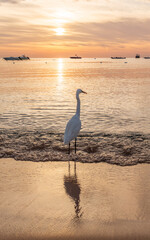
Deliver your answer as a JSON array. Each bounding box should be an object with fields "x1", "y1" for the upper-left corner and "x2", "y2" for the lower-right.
[{"x1": 64, "y1": 89, "x2": 87, "y2": 154}]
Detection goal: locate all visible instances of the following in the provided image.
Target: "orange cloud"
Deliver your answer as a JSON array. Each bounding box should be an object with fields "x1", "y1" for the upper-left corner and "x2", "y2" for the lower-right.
[{"x1": 1, "y1": 0, "x2": 150, "y2": 57}]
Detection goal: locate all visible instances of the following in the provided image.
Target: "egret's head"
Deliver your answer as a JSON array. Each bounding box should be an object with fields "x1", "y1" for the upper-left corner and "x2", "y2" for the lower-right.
[{"x1": 76, "y1": 89, "x2": 87, "y2": 97}]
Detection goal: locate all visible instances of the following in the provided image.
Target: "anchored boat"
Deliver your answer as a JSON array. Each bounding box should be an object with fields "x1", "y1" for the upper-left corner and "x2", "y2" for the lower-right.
[
  {"x1": 135, "y1": 54, "x2": 140, "y2": 58},
  {"x1": 3, "y1": 55, "x2": 30, "y2": 61},
  {"x1": 111, "y1": 57, "x2": 126, "y2": 59},
  {"x1": 70, "y1": 54, "x2": 82, "y2": 59}
]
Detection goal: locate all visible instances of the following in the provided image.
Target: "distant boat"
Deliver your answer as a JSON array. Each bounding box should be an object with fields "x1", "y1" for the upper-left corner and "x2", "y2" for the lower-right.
[
  {"x1": 70, "y1": 54, "x2": 82, "y2": 59},
  {"x1": 135, "y1": 54, "x2": 140, "y2": 58},
  {"x1": 144, "y1": 56, "x2": 150, "y2": 59},
  {"x1": 3, "y1": 55, "x2": 30, "y2": 61},
  {"x1": 18, "y1": 55, "x2": 30, "y2": 60},
  {"x1": 3, "y1": 57, "x2": 20, "y2": 61},
  {"x1": 111, "y1": 57, "x2": 126, "y2": 59}
]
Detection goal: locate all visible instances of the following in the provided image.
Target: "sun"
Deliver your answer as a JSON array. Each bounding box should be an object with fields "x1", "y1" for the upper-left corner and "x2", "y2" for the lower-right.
[{"x1": 54, "y1": 28, "x2": 65, "y2": 35}]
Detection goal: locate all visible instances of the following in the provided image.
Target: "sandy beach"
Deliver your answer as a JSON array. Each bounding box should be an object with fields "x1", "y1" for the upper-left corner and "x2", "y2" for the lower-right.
[{"x1": 0, "y1": 158, "x2": 150, "y2": 240}]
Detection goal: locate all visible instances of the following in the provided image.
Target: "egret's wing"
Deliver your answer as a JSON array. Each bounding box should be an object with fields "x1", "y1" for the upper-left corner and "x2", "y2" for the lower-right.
[{"x1": 64, "y1": 115, "x2": 81, "y2": 144}]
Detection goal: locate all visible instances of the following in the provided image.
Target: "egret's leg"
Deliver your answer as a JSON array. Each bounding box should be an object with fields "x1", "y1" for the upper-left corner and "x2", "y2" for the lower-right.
[
  {"x1": 68, "y1": 142, "x2": 70, "y2": 154},
  {"x1": 75, "y1": 138, "x2": 77, "y2": 153}
]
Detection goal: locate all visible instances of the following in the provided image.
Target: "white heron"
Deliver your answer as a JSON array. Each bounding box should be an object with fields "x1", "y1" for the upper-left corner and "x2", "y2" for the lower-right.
[{"x1": 64, "y1": 89, "x2": 87, "y2": 154}]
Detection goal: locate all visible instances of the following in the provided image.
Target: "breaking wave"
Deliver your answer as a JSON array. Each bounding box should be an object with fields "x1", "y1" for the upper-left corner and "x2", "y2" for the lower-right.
[{"x1": 0, "y1": 129, "x2": 150, "y2": 166}]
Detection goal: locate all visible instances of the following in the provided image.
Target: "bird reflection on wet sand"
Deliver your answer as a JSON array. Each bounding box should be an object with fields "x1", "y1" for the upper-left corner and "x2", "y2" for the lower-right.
[{"x1": 64, "y1": 161, "x2": 83, "y2": 220}]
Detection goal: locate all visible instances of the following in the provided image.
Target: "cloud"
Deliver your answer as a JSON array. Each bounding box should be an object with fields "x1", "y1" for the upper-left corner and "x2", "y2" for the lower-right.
[
  {"x1": 65, "y1": 18, "x2": 150, "y2": 45},
  {"x1": 0, "y1": 14, "x2": 150, "y2": 57},
  {"x1": 0, "y1": 18, "x2": 53, "y2": 44},
  {"x1": 0, "y1": 0, "x2": 24, "y2": 4},
  {"x1": 1, "y1": 16, "x2": 150, "y2": 46}
]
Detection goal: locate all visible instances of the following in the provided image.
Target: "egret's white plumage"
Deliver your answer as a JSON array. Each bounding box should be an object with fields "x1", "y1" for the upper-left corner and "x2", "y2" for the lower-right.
[
  {"x1": 64, "y1": 89, "x2": 87, "y2": 153},
  {"x1": 64, "y1": 114, "x2": 81, "y2": 144}
]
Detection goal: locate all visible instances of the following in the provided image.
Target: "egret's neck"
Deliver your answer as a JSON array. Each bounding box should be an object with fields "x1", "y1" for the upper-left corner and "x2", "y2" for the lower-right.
[{"x1": 76, "y1": 94, "x2": 80, "y2": 117}]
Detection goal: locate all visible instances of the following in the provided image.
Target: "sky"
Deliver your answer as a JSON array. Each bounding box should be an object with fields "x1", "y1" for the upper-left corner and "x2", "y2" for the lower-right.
[{"x1": 0, "y1": 0, "x2": 150, "y2": 57}]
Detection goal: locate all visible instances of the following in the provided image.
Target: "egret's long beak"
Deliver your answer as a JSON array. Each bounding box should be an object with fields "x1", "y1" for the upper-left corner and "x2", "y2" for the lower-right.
[{"x1": 82, "y1": 90, "x2": 87, "y2": 94}]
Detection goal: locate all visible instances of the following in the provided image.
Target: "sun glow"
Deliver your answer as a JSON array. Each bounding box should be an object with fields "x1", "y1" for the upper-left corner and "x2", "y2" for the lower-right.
[
  {"x1": 54, "y1": 27, "x2": 65, "y2": 35},
  {"x1": 53, "y1": 10, "x2": 74, "y2": 23}
]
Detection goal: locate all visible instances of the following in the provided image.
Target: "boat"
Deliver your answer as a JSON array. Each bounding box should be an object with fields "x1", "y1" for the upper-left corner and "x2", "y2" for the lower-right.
[
  {"x1": 144, "y1": 56, "x2": 150, "y2": 59},
  {"x1": 111, "y1": 57, "x2": 126, "y2": 59},
  {"x1": 18, "y1": 55, "x2": 30, "y2": 60},
  {"x1": 135, "y1": 54, "x2": 140, "y2": 58},
  {"x1": 3, "y1": 55, "x2": 30, "y2": 61},
  {"x1": 70, "y1": 54, "x2": 82, "y2": 59},
  {"x1": 3, "y1": 57, "x2": 20, "y2": 60}
]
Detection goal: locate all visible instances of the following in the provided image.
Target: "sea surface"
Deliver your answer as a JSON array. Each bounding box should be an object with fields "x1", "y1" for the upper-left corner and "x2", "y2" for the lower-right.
[{"x1": 0, "y1": 58, "x2": 150, "y2": 164}]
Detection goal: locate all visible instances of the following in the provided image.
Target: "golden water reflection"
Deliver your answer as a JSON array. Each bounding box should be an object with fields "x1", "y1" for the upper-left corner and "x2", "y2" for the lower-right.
[
  {"x1": 0, "y1": 58, "x2": 149, "y2": 133},
  {"x1": 57, "y1": 58, "x2": 64, "y2": 83}
]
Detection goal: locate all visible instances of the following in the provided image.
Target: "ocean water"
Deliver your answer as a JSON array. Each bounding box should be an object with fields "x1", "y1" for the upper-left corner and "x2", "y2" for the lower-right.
[
  {"x1": 0, "y1": 57, "x2": 150, "y2": 133},
  {"x1": 0, "y1": 58, "x2": 150, "y2": 164}
]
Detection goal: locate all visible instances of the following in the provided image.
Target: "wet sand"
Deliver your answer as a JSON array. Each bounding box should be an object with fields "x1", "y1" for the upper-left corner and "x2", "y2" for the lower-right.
[{"x1": 0, "y1": 158, "x2": 150, "y2": 240}]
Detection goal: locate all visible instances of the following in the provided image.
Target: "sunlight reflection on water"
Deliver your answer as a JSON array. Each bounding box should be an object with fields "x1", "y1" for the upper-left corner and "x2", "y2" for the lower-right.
[{"x1": 0, "y1": 58, "x2": 150, "y2": 134}]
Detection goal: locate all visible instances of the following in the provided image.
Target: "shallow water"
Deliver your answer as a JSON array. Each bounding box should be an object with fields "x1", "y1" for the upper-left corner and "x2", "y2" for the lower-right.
[
  {"x1": 0, "y1": 158, "x2": 150, "y2": 240},
  {"x1": 0, "y1": 58, "x2": 150, "y2": 134},
  {"x1": 0, "y1": 58, "x2": 150, "y2": 165}
]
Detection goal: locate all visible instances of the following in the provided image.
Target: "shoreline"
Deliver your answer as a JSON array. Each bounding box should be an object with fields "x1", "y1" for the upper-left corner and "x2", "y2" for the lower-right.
[
  {"x1": 0, "y1": 130, "x2": 150, "y2": 166},
  {"x1": 1, "y1": 156, "x2": 150, "y2": 167}
]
